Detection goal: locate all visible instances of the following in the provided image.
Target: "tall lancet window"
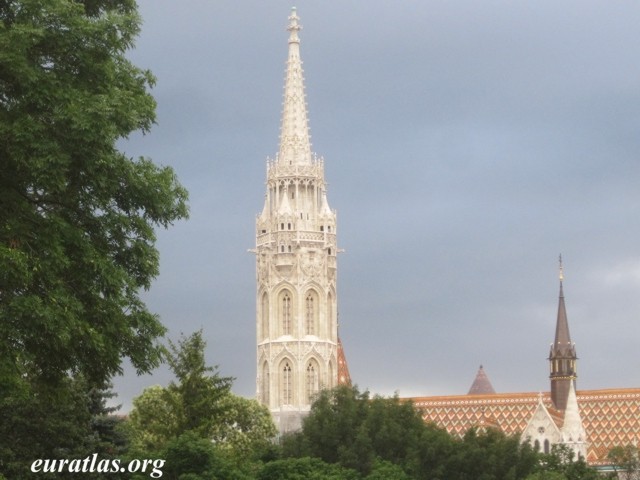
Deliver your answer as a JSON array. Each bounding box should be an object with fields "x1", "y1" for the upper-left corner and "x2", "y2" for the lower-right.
[
  {"x1": 305, "y1": 293, "x2": 314, "y2": 335},
  {"x1": 261, "y1": 362, "x2": 270, "y2": 405},
  {"x1": 328, "y1": 361, "x2": 334, "y2": 389},
  {"x1": 281, "y1": 361, "x2": 292, "y2": 405},
  {"x1": 261, "y1": 293, "x2": 269, "y2": 340},
  {"x1": 306, "y1": 360, "x2": 319, "y2": 404},
  {"x1": 281, "y1": 291, "x2": 291, "y2": 335}
]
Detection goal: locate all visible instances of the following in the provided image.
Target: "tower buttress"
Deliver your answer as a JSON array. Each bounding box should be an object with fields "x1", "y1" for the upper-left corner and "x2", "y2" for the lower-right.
[
  {"x1": 255, "y1": 8, "x2": 339, "y2": 434},
  {"x1": 549, "y1": 255, "x2": 578, "y2": 411}
]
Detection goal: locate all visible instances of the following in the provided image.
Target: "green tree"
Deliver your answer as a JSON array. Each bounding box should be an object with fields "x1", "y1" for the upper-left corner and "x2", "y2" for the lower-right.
[
  {"x1": 128, "y1": 331, "x2": 276, "y2": 472},
  {"x1": 283, "y1": 386, "x2": 446, "y2": 477},
  {"x1": 166, "y1": 331, "x2": 233, "y2": 438},
  {"x1": 608, "y1": 445, "x2": 640, "y2": 480},
  {"x1": 365, "y1": 459, "x2": 412, "y2": 480},
  {"x1": 162, "y1": 432, "x2": 216, "y2": 480},
  {"x1": 535, "y1": 444, "x2": 599, "y2": 480},
  {"x1": 257, "y1": 457, "x2": 360, "y2": 480},
  {"x1": 0, "y1": 0, "x2": 188, "y2": 389},
  {"x1": 0, "y1": 375, "x2": 92, "y2": 478},
  {"x1": 524, "y1": 472, "x2": 568, "y2": 480},
  {"x1": 282, "y1": 386, "x2": 370, "y2": 468},
  {"x1": 127, "y1": 385, "x2": 179, "y2": 455},
  {"x1": 409, "y1": 422, "x2": 455, "y2": 480},
  {"x1": 0, "y1": 375, "x2": 130, "y2": 479},
  {"x1": 212, "y1": 394, "x2": 277, "y2": 458}
]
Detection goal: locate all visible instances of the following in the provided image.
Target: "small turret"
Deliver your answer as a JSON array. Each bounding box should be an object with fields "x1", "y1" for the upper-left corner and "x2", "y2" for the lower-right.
[{"x1": 468, "y1": 365, "x2": 496, "y2": 395}]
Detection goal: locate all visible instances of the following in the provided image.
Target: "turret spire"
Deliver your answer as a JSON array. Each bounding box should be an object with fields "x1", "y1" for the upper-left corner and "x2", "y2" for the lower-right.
[
  {"x1": 278, "y1": 7, "x2": 312, "y2": 166},
  {"x1": 467, "y1": 365, "x2": 497, "y2": 395},
  {"x1": 554, "y1": 254, "x2": 571, "y2": 347},
  {"x1": 549, "y1": 255, "x2": 578, "y2": 411}
]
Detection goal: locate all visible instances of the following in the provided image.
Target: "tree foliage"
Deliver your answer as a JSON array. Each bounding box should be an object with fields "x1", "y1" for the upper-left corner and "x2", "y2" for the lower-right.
[
  {"x1": 256, "y1": 457, "x2": 359, "y2": 480},
  {"x1": 608, "y1": 445, "x2": 640, "y2": 480},
  {"x1": 165, "y1": 331, "x2": 234, "y2": 438},
  {"x1": 212, "y1": 393, "x2": 278, "y2": 457},
  {"x1": 128, "y1": 330, "x2": 276, "y2": 472},
  {"x1": 537, "y1": 444, "x2": 599, "y2": 480},
  {"x1": 127, "y1": 384, "x2": 179, "y2": 455},
  {"x1": 0, "y1": 0, "x2": 188, "y2": 388},
  {"x1": 0, "y1": 375, "x2": 128, "y2": 479},
  {"x1": 280, "y1": 385, "x2": 600, "y2": 480},
  {"x1": 282, "y1": 385, "x2": 453, "y2": 477}
]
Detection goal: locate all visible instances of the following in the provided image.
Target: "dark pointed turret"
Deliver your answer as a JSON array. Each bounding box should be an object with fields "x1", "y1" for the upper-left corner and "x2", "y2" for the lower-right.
[
  {"x1": 549, "y1": 255, "x2": 577, "y2": 411},
  {"x1": 468, "y1": 365, "x2": 496, "y2": 395}
]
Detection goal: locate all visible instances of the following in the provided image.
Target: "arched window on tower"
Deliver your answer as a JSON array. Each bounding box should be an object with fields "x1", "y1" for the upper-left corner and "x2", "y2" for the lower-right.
[
  {"x1": 262, "y1": 362, "x2": 270, "y2": 405},
  {"x1": 305, "y1": 292, "x2": 316, "y2": 335},
  {"x1": 544, "y1": 439, "x2": 550, "y2": 454},
  {"x1": 327, "y1": 292, "x2": 335, "y2": 338},
  {"x1": 261, "y1": 293, "x2": 269, "y2": 339},
  {"x1": 305, "y1": 359, "x2": 319, "y2": 404},
  {"x1": 281, "y1": 361, "x2": 292, "y2": 405},
  {"x1": 281, "y1": 292, "x2": 291, "y2": 335}
]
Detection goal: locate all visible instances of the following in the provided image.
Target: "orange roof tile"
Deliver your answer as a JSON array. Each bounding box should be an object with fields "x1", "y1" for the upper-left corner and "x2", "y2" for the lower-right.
[{"x1": 337, "y1": 337, "x2": 351, "y2": 386}]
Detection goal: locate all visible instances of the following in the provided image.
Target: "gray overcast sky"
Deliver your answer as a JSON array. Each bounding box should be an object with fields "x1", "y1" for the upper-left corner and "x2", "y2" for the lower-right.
[{"x1": 114, "y1": 1, "x2": 640, "y2": 411}]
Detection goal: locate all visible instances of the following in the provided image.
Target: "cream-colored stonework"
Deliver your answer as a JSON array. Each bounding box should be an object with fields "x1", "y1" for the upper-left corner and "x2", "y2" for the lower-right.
[{"x1": 254, "y1": 8, "x2": 338, "y2": 433}]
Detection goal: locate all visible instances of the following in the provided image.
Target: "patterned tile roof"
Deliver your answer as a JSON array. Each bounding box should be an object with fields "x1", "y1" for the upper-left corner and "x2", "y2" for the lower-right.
[{"x1": 407, "y1": 388, "x2": 640, "y2": 465}]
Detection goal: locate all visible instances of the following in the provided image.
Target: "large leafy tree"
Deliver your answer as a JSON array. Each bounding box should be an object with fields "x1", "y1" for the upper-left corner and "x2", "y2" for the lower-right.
[
  {"x1": 0, "y1": 0, "x2": 188, "y2": 386},
  {"x1": 0, "y1": 375, "x2": 130, "y2": 479},
  {"x1": 282, "y1": 386, "x2": 448, "y2": 476}
]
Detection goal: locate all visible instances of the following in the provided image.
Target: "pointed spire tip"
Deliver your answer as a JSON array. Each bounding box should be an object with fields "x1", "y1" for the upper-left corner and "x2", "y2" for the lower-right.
[{"x1": 559, "y1": 254, "x2": 564, "y2": 282}]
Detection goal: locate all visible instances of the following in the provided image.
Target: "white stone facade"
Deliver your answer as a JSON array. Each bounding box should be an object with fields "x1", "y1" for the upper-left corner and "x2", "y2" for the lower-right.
[
  {"x1": 254, "y1": 8, "x2": 338, "y2": 433},
  {"x1": 521, "y1": 383, "x2": 588, "y2": 461}
]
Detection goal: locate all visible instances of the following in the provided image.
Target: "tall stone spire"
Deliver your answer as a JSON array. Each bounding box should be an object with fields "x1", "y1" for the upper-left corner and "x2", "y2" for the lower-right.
[
  {"x1": 255, "y1": 9, "x2": 339, "y2": 434},
  {"x1": 278, "y1": 7, "x2": 312, "y2": 166},
  {"x1": 549, "y1": 255, "x2": 578, "y2": 411}
]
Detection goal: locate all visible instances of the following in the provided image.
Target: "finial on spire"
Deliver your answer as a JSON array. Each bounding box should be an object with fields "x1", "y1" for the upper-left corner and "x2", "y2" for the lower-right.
[
  {"x1": 287, "y1": 7, "x2": 301, "y2": 44},
  {"x1": 559, "y1": 254, "x2": 564, "y2": 282}
]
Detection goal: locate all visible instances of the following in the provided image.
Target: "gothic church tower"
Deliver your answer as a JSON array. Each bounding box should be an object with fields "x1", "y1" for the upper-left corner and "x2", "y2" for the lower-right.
[{"x1": 255, "y1": 8, "x2": 339, "y2": 433}]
